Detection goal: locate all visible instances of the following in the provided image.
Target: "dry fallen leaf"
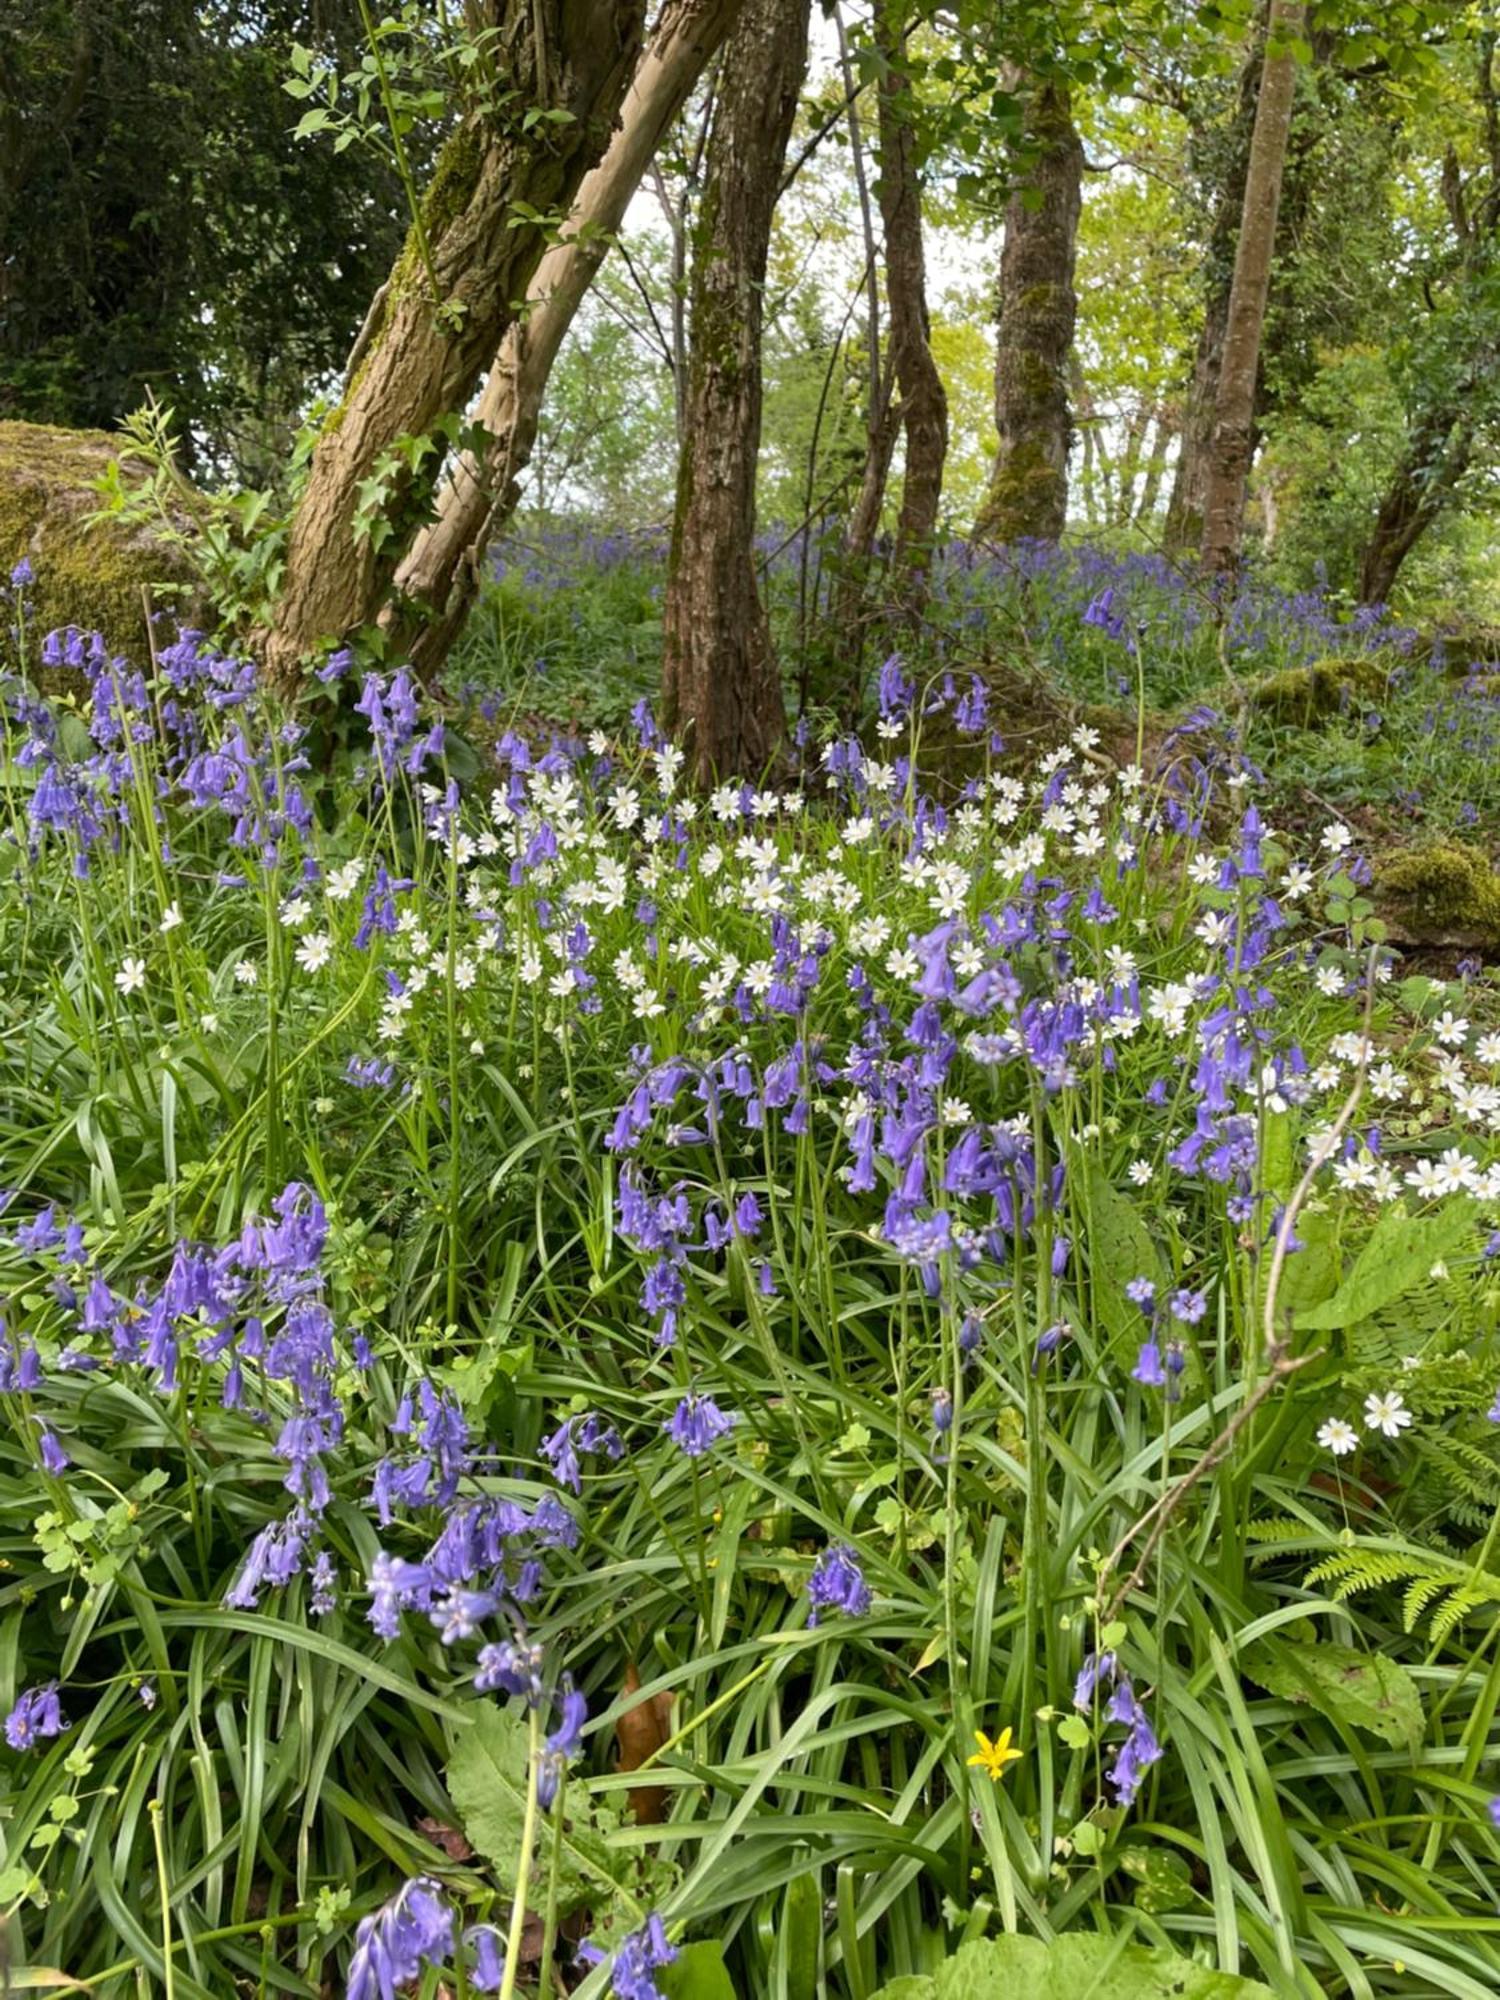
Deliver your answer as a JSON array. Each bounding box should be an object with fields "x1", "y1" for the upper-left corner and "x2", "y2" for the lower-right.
[{"x1": 615, "y1": 1660, "x2": 674, "y2": 1824}]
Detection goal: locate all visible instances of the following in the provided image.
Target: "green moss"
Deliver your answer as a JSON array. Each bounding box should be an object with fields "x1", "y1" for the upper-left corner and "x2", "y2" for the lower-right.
[
  {"x1": 974, "y1": 440, "x2": 1064, "y2": 542},
  {"x1": 1378, "y1": 841, "x2": 1500, "y2": 944},
  {"x1": 0, "y1": 421, "x2": 191, "y2": 661},
  {"x1": 1251, "y1": 655, "x2": 1389, "y2": 725},
  {"x1": 389, "y1": 120, "x2": 487, "y2": 307}
]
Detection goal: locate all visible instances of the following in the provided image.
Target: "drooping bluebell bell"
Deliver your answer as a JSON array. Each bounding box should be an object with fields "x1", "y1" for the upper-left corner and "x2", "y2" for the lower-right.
[
  {"x1": 5, "y1": 1683, "x2": 66, "y2": 1750},
  {"x1": 807, "y1": 1543, "x2": 871, "y2": 1624},
  {"x1": 667, "y1": 1393, "x2": 736, "y2": 1459}
]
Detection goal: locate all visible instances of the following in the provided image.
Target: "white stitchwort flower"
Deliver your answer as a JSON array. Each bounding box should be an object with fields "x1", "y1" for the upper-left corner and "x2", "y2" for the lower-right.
[
  {"x1": 1317, "y1": 1417, "x2": 1359, "y2": 1457},
  {"x1": 234, "y1": 959, "x2": 259, "y2": 986},
  {"x1": 1363, "y1": 1390, "x2": 1413, "y2": 1440},
  {"x1": 115, "y1": 956, "x2": 147, "y2": 995},
  {"x1": 295, "y1": 933, "x2": 333, "y2": 974},
  {"x1": 159, "y1": 902, "x2": 183, "y2": 933}
]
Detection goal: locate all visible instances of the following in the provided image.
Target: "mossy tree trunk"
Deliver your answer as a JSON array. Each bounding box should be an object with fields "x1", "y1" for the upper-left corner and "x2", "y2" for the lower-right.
[
  {"x1": 1199, "y1": 0, "x2": 1306, "y2": 578},
  {"x1": 264, "y1": 0, "x2": 644, "y2": 685},
  {"x1": 972, "y1": 80, "x2": 1083, "y2": 546},
  {"x1": 1359, "y1": 44, "x2": 1500, "y2": 602},
  {"x1": 390, "y1": 0, "x2": 741, "y2": 677},
  {"x1": 660, "y1": 0, "x2": 809, "y2": 784},
  {"x1": 874, "y1": 0, "x2": 948, "y2": 610}
]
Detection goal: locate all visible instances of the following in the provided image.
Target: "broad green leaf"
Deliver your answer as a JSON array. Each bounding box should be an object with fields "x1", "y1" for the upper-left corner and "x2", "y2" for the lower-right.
[
  {"x1": 873, "y1": 1936, "x2": 1274, "y2": 1999},
  {"x1": 445, "y1": 1703, "x2": 620, "y2": 1913},
  {"x1": 1080, "y1": 1158, "x2": 1165, "y2": 1355},
  {"x1": 659, "y1": 1941, "x2": 738, "y2": 1999},
  {"x1": 1268, "y1": 1206, "x2": 1340, "y2": 1321},
  {"x1": 781, "y1": 1871, "x2": 822, "y2": 2000},
  {"x1": 1297, "y1": 1199, "x2": 1476, "y2": 1330},
  {"x1": 1242, "y1": 1639, "x2": 1423, "y2": 1749},
  {"x1": 1118, "y1": 1844, "x2": 1196, "y2": 1913}
]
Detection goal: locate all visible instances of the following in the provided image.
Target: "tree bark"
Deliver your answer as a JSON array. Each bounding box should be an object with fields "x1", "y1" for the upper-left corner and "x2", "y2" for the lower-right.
[
  {"x1": 660, "y1": 0, "x2": 809, "y2": 784},
  {"x1": 264, "y1": 0, "x2": 645, "y2": 684},
  {"x1": 874, "y1": 1, "x2": 948, "y2": 603},
  {"x1": 1359, "y1": 399, "x2": 1479, "y2": 606},
  {"x1": 973, "y1": 79, "x2": 1084, "y2": 545},
  {"x1": 1163, "y1": 10, "x2": 1266, "y2": 552},
  {"x1": 1199, "y1": 0, "x2": 1306, "y2": 577},
  {"x1": 389, "y1": 0, "x2": 740, "y2": 676}
]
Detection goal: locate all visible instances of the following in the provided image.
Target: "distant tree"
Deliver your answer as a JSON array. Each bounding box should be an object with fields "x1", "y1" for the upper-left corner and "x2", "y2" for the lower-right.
[
  {"x1": 660, "y1": 0, "x2": 811, "y2": 781},
  {"x1": 972, "y1": 76, "x2": 1084, "y2": 544},
  {"x1": 0, "y1": 0, "x2": 411, "y2": 484},
  {"x1": 1199, "y1": 0, "x2": 1306, "y2": 575}
]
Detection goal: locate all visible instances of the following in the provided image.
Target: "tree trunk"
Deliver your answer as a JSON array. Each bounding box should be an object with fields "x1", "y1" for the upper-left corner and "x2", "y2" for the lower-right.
[
  {"x1": 264, "y1": 0, "x2": 645, "y2": 684},
  {"x1": 1135, "y1": 407, "x2": 1168, "y2": 522},
  {"x1": 874, "y1": 2, "x2": 947, "y2": 602},
  {"x1": 972, "y1": 80, "x2": 1083, "y2": 544},
  {"x1": 660, "y1": 0, "x2": 808, "y2": 784},
  {"x1": 1164, "y1": 10, "x2": 1266, "y2": 552},
  {"x1": 390, "y1": 0, "x2": 740, "y2": 676},
  {"x1": 1359, "y1": 406, "x2": 1478, "y2": 605},
  {"x1": 1199, "y1": 0, "x2": 1306, "y2": 577}
]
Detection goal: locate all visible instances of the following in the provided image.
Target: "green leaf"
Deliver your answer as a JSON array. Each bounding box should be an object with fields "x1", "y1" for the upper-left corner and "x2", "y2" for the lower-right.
[
  {"x1": 1242, "y1": 1639, "x2": 1423, "y2": 1750},
  {"x1": 874, "y1": 1937, "x2": 1274, "y2": 1999},
  {"x1": 658, "y1": 1941, "x2": 738, "y2": 1999},
  {"x1": 781, "y1": 1871, "x2": 822, "y2": 2000},
  {"x1": 1297, "y1": 1199, "x2": 1477, "y2": 1330},
  {"x1": 1056, "y1": 1713, "x2": 1092, "y2": 1750},
  {"x1": 446, "y1": 1704, "x2": 620, "y2": 1913},
  {"x1": 1118, "y1": 1845, "x2": 1196, "y2": 1913},
  {"x1": 1080, "y1": 1158, "x2": 1165, "y2": 1358}
]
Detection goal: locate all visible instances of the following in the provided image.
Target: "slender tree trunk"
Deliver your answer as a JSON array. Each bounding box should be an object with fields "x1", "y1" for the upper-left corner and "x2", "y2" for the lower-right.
[
  {"x1": 660, "y1": 0, "x2": 809, "y2": 783},
  {"x1": 874, "y1": 2, "x2": 947, "y2": 603},
  {"x1": 1199, "y1": 0, "x2": 1306, "y2": 577},
  {"x1": 973, "y1": 80, "x2": 1084, "y2": 544},
  {"x1": 1135, "y1": 407, "x2": 1169, "y2": 522},
  {"x1": 1164, "y1": 10, "x2": 1266, "y2": 552},
  {"x1": 263, "y1": 0, "x2": 645, "y2": 684},
  {"x1": 1359, "y1": 407, "x2": 1478, "y2": 605},
  {"x1": 390, "y1": 0, "x2": 739, "y2": 675}
]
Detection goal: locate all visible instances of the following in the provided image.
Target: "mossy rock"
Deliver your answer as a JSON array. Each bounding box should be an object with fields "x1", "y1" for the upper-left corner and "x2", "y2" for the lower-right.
[
  {"x1": 1377, "y1": 841, "x2": 1500, "y2": 952},
  {"x1": 0, "y1": 420, "x2": 194, "y2": 659},
  {"x1": 1250, "y1": 655, "x2": 1390, "y2": 726}
]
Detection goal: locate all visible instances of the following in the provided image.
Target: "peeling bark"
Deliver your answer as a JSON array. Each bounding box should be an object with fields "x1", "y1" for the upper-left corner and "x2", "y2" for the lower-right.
[
  {"x1": 264, "y1": 0, "x2": 645, "y2": 684},
  {"x1": 660, "y1": 0, "x2": 808, "y2": 784},
  {"x1": 973, "y1": 80, "x2": 1083, "y2": 545},
  {"x1": 392, "y1": 0, "x2": 740, "y2": 675}
]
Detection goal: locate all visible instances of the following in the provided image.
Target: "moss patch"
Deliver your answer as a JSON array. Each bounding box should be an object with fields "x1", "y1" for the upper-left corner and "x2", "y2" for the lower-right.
[
  {"x1": 0, "y1": 421, "x2": 192, "y2": 659},
  {"x1": 1377, "y1": 841, "x2": 1500, "y2": 951},
  {"x1": 1251, "y1": 655, "x2": 1390, "y2": 726}
]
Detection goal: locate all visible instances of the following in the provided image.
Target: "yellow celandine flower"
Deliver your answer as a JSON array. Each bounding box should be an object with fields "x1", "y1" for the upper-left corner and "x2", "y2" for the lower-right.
[{"x1": 966, "y1": 1725, "x2": 1023, "y2": 1782}]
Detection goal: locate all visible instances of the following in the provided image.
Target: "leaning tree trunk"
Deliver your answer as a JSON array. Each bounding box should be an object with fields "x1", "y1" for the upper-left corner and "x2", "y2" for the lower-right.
[
  {"x1": 1199, "y1": 0, "x2": 1306, "y2": 578},
  {"x1": 1359, "y1": 406, "x2": 1478, "y2": 605},
  {"x1": 660, "y1": 0, "x2": 809, "y2": 784},
  {"x1": 875, "y1": 0, "x2": 948, "y2": 605},
  {"x1": 264, "y1": 0, "x2": 644, "y2": 684},
  {"x1": 391, "y1": 0, "x2": 741, "y2": 675},
  {"x1": 973, "y1": 80, "x2": 1084, "y2": 545}
]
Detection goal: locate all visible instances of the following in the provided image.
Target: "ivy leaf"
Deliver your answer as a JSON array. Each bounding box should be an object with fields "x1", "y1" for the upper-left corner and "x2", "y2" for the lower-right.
[
  {"x1": 1243, "y1": 1639, "x2": 1423, "y2": 1750},
  {"x1": 1297, "y1": 1199, "x2": 1476, "y2": 1330}
]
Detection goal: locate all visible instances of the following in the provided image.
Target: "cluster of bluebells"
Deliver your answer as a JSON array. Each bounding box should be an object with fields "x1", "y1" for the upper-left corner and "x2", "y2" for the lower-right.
[
  {"x1": 346, "y1": 1876, "x2": 507, "y2": 1997},
  {"x1": 1074, "y1": 1651, "x2": 1163, "y2": 1807}
]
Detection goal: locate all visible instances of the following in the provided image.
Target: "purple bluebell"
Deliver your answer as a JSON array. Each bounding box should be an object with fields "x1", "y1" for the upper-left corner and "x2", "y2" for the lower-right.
[
  {"x1": 5, "y1": 1683, "x2": 66, "y2": 1750},
  {"x1": 667, "y1": 1394, "x2": 736, "y2": 1459},
  {"x1": 807, "y1": 1543, "x2": 871, "y2": 1624}
]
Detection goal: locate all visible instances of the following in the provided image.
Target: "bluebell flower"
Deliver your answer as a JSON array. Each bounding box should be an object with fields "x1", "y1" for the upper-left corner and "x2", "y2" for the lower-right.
[
  {"x1": 579, "y1": 1914, "x2": 677, "y2": 2000},
  {"x1": 5, "y1": 1683, "x2": 66, "y2": 1750},
  {"x1": 807, "y1": 1543, "x2": 871, "y2": 1624},
  {"x1": 1132, "y1": 1342, "x2": 1167, "y2": 1388},
  {"x1": 346, "y1": 1876, "x2": 453, "y2": 2000},
  {"x1": 667, "y1": 1394, "x2": 736, "y2": 1459}
]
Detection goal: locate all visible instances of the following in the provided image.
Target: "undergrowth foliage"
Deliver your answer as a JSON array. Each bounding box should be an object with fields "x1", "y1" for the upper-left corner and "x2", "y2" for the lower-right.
[{"x1": 1, "y1": 558, "x2": 1500, "y2": 1997}]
